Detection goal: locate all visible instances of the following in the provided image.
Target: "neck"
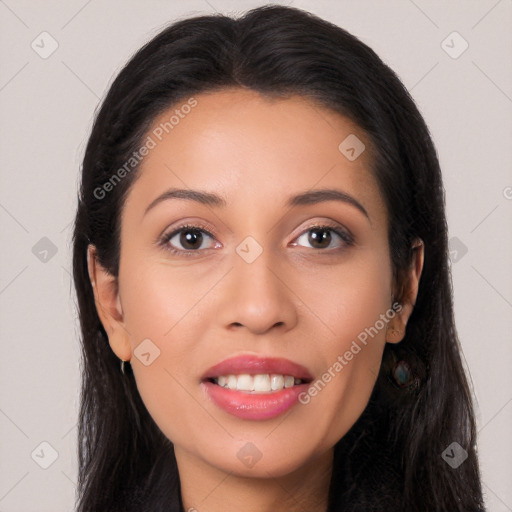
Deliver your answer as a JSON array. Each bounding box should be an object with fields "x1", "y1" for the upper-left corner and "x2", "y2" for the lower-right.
[{"x1": 175, "y1": 446, "x2": 334, "y2": 512}]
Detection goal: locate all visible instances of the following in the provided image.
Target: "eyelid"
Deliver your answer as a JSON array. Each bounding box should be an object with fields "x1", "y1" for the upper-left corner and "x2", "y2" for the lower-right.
[
  {"x1": 295, "y1": 219, "x2": 352, "y2": 239},
  {"x1": 158, "y1": 218, "x2": 217, "y2": 240}
]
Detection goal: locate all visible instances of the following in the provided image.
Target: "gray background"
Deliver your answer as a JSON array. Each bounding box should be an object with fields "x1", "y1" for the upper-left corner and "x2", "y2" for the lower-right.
[{"x1": 0, "y1": 0, "x2": 511, "y2": 510}]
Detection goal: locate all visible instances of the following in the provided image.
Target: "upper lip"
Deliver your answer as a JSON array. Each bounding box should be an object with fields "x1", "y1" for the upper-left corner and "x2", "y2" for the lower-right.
[{"x1": 201, "y1": 354, "x2": 314, "y2": 382}]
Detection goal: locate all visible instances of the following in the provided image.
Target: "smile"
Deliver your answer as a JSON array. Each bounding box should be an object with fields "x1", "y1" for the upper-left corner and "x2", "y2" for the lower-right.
[{"x1": 201, "y1": 354, "x2": 314, "y2": 420}]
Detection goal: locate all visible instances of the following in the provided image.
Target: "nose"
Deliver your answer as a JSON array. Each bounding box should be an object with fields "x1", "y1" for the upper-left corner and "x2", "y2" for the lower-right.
[{"x1": 217, "y1": 247, "x2": 298, "y2": 336}]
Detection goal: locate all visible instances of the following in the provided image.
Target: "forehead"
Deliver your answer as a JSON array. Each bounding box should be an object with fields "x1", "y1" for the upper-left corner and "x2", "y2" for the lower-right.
[{"x1": 122, "y1": 88, "x2": 385, "y2": 225}]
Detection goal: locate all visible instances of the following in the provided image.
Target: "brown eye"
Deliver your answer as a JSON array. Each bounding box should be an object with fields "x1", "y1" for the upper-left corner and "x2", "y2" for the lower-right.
[
  {"x1": 161, "y1": 224, "x2": 217, "y2": 255},
  {"x1": 175, "y1": 228, "x2": 204, "y2": 250},
  {"x1": 295, "y1": 225, "x2": 352, "y2": 250},
  {"x1": 306, "y1": 227, "x2": 332, "y2": 249}
]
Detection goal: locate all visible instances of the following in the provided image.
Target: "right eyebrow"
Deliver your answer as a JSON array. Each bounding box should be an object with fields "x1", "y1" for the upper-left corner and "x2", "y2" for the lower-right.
[{"x1": 144, "y1": 188, "x2": 227, "y2": 217}]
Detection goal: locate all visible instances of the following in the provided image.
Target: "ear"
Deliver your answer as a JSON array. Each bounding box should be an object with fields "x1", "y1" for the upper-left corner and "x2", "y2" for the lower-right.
[
  {"x1": 86, "y1": 244, "x2": 132, "y2": 361},
  {"x1": 386, "y1": 238, "x2": 424, "y2": 344}
]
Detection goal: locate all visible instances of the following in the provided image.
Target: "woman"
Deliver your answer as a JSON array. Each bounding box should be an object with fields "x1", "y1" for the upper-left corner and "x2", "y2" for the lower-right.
[{"x1": 72, "y1": 5, "x2": 485, "y2": 511}]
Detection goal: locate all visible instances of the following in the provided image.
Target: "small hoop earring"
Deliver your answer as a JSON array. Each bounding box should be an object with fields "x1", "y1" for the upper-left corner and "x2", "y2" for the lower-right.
[{"x1": 120, "y1": 359, "x2": 126, "y2": 375}]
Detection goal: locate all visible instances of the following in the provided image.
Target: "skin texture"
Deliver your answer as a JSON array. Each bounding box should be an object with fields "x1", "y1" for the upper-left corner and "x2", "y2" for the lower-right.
[{"x1": 87, "y1": 88, "x2": 424, "y2": 512}]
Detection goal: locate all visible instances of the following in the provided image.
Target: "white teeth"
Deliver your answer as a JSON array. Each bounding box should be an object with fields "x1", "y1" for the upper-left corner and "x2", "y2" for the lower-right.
[
  {"x1": 227, "y1": 374, "x2": 237, "y2": 389},
  {"x1": 254, "y1": 374, "x2": 271, "y2": 392},
  {"x1": 213, "y1": 373, "x2": 304, "y2": 393},
  {"x1": 270, "y1": 374, "x2": 284, "y2": 391},
  {"x1": 237, "y1": 374, "x2": 254, "y2": 391},
  {"x1": 284, "y1": 375, "x2": 295, "y2": 388}
]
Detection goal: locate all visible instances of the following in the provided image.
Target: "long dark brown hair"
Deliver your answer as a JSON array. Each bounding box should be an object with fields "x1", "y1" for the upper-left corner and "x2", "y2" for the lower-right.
[{"x1": 72, "y1": 5, "x2": 485, "y2": 511}]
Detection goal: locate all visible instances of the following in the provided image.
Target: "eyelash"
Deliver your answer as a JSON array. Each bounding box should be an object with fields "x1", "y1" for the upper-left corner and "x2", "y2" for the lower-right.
[{"x1": 157, "y1": 222, "x2": 354, "y2": 257}]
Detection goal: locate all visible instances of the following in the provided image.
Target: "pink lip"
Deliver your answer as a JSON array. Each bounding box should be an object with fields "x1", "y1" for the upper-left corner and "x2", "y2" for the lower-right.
[
  {"x1": 201, "y1": 354, "x2": 314, "y2": 421},
  {"x1": 202, "y1": 381, "x2": 310, "y2": 420}
]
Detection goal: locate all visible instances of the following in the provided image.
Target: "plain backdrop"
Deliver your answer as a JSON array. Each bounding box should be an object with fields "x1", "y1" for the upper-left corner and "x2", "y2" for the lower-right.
[{"x1": 0, "y1": 1, "x2": 511, "y2": 510}]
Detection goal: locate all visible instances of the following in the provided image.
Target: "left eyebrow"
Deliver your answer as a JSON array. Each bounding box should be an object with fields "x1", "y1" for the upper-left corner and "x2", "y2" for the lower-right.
[{"x1": 286, "y1": 189, "x2": 369, "y2": 220}]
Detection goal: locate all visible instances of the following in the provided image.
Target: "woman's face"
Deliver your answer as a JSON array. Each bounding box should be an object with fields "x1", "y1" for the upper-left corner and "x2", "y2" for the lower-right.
[{"x1": 90, "y1": 88, "x2": 404, "y2": 478}]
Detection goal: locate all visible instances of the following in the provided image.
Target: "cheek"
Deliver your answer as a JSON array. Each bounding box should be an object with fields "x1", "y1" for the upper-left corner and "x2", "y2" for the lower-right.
[
  {"x1": 118, "y1": 263, "x2": 211, "y2": 441},
  {"x1": 297, "y1": 249, "x2": 392, "y2": 355},
  {"x1": 119, "y1": 253, "x2": 220, "y2": 347},
  {"x1": 296, "y1": 251, "x2": 392, "y2": 436}
]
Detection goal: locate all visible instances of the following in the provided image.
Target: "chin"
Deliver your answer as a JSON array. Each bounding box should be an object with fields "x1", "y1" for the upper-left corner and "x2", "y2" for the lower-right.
[{"x1": 195, "y1": 437, "x2": 327, "y2": 479}]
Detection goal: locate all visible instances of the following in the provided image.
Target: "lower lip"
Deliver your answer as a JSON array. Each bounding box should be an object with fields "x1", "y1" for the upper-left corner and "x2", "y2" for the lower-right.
[{"x1": 202, "y1": 381, "x2": 309, "y2": 420}]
